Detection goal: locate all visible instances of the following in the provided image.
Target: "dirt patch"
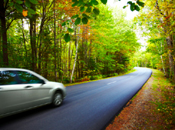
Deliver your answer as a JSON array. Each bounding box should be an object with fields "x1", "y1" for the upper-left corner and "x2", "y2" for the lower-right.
[{"x1": 106, "y1": 76, "x2": 166, "y2": 130}]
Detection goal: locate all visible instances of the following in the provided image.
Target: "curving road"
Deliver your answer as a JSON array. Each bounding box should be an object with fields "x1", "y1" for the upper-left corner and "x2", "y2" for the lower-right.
[{"x1": 0, "y1": 67, "x2": 152, "y2": 130}]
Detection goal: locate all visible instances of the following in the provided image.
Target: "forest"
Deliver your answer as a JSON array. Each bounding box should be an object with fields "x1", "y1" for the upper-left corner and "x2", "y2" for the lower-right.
[
  {"x1": 134, "y1": 0, "x2": 175, "y2": 82},
  {"x1": 0, "y1": 0, "x2": 175, "y2": 83}
]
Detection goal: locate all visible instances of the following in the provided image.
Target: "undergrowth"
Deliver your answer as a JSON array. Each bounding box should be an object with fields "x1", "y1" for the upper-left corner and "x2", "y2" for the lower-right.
[{"x1": 65, "y1": 69, "x2": 136, "y2": 86}]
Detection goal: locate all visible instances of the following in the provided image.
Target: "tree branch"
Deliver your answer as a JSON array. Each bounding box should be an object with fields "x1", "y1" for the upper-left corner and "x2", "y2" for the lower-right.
[
  {"x1": 155, "y1": 0, "x2": 166, "y2": 18},
  {"x1": 6, "y1": 9, "x2": 16, "y2": 17},
  {"x1": 4, "y1": 0, "x2": 9, "y2": 10},
  {"x1": 6, "y1": 18, "x2": 14, "y2": 30}
]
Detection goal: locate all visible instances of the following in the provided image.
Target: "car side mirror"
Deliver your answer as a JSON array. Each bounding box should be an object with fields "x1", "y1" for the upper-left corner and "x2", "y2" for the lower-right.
[{"x1": 40, "y1": 80, "x2": 45, "y2": 84}]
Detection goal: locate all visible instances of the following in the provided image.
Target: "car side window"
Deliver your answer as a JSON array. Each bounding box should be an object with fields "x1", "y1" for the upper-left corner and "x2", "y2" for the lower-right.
[
  {"x1": 0, "y1": 71, "x2": 18, "y2": 85},
  {"x1": 17, "y1": 71, "x2": 42, "y2": 84}
]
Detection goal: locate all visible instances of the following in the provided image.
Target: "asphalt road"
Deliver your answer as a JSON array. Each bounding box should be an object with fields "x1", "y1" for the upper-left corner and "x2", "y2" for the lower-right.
[{"x1": 0, "y1": 67, "x2": 152, "y2": 130}]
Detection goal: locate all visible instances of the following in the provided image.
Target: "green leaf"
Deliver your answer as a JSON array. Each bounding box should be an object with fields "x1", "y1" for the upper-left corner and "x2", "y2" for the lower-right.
[
  {"x1": 75, "y1": 17, "x2": 81, "y2": 25},
  {"x1": 89, "y1": 1, "x2": 93, "y2": 6},
  {"x1": 91, "y1": 0, "x2": 98, "y2": 5},
  {"x1": 127, "y1": 1, "x2": 132, "y2": 5},
  {"x1": 93, "y1": 8, "x2": 100, "y2": 15},
  {"x1": 82, "y1": 17, "x2": 88, "y2": 24},
  {"x1": 80, "y1": 6, "x2": 85, "y2": 12},
  {"x1": 68, "y1": 28, "x2": 74, "y2": 32},
  {"x1": 57, "y1": 33, "x2": 63, "y2": 38},
  {"x1": 136, "y1": 0, "x2": 144, "y2": 7},
  {"x1": 130, "y1": 3, "x2": 135, "y2": 11},
  {"x1": 71, "y1": 14, "x2": 79, "y2": 19},
  {"x1": 135, "y1": 5, "x2": 140, "y2": 11},
  {"x1": 101, "y1": 0, "x2": 107, "y2": 4},
  {"x1": 64, "y1": 33, "x2": 70, "y2": 43},
  {"x1": 28, "y1": 8, "x2": 36, "y2": 14},
  {"x1": 86, "y1": 7, "x2": 91, "y2": 13},
  {"x1": 62, "y1": 22, "x2": 66, "y2": 26},
  {"x1": 9, "y1": 3, "x2": 14, "y2": 6},
  {"x1": 78, "y1": 0, "x2": 84, "y2": 6},
  {"x1": 27, "y1": 11, "x2": 32, "y2": 17},
  {"x1": 14, "y1": 3, "x2": 23, "y2": 13},
  {"x1": 72, "y1": 1, "x2": 79, "y2": 7},
  {"x1": 123, "y1": 6, "x2": 127, "y2": 9},
  {"x1": 25, "y1": 0, "x2": 31, "y2": 8},
  {"x1": 82, "y1": 13, "x2": 90, "y2": 18},
  {"x1": 16, "y1": 0, "x2": 23, "y2": 4},
  {"x1": 29, "y1": 0, "x2": 38, "y2": 4}
]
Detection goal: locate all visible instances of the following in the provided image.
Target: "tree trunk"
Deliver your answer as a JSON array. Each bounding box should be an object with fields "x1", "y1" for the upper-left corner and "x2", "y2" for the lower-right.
[
  {"x1": 58, "y1": 19, "x2": 62, "y2": 80},
  {"x1": 160, "y1": 55, "x2": 166, "y2": 75},
  {"x1": 69, "y1": 41, "x2": 71, "y2": 79},
  {"x1": 21, "y1": 19, "x2": 28, "y2": 68},
  {"x1": 70, "y1": 40, "x2": 78, "y2": 83},
  {"x1": 70, "y1": 27, "x2": 79, "y2": 83},
  {"x1": 38, "y1": 3, "x2": 46, "y2": 74},
  {"x1": 166, "y1": 36, "x2": 175, "y2": 81},
  {"x1": 0, "y1": 0, "x2": 8, "y2": 66},
  {"x1": 44, "y1": 53, "x2": 48, "y2": 78},
  {"x1": 80, "y1": 28, "x2": 85, "y2": 78},
  {"x1": 30, "y1": 4, "x2": 37, "y2": 72},
  {"x1": 54, "y1": 0, "x2": 57, "y2": 81}
]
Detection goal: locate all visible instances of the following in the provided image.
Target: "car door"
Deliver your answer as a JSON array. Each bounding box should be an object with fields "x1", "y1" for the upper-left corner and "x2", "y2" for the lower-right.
[
  {"x1": 0, "y1": 71, "x2": 26, "y2": 116},
  {"x1": 16, "y1": 70, "x2": 51, "y2": 108}
]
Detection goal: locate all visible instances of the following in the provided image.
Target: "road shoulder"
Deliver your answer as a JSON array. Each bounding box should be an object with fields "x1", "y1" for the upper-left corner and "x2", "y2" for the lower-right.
[{"x1": 106, "y1": 69, "x2": 174, "y2": 130}]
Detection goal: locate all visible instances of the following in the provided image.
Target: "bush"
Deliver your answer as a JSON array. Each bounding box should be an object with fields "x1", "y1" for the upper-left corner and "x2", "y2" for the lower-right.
[
  {"x1": 81, "y1": 76, "x2": 90, "y2": 82},
  {"x1": 113, "y1": 73, "x2": 118, "y2": 76},
  {"x1": 63, "y1": 77, "x2": 70, "y2": 83},
  {"x1": 102, "y1": 75, "x2": 108, "y2": 78},
  {"x1": 90, "y1": 74, "x2": 103, "y2": 80}
]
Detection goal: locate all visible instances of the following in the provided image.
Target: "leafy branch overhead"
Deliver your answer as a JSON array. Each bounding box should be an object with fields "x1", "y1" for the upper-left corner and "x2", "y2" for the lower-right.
[
  {"x1": 9, "y1": 0, "x2": 39, "y2": 17},
  {"x1": 126, "y1": 0, "x2": 144, "y2": 11},
  {"x1": 10, "y1": 0, "x2": 144, "y2": 43},
  {"x1": 123, "y1": 0, "x2": 144, "y2": 11},
  {"x1": 71, "y1": 0, "x2": 107, "y2": 25},
  {"x1": 63, "y1": 0, "x2": 144, "y2": 42}
]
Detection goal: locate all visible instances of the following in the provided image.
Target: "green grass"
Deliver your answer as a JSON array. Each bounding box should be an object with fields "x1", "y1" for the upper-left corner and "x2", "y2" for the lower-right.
[{"x1": 151, "y1": 69, "x2": 175, "y2": 129}]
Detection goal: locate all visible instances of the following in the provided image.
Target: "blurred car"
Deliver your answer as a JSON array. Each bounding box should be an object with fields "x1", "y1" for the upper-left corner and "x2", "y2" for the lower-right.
[{"x1": 0, "y1": 68, "x2": 66, "y2": 118}]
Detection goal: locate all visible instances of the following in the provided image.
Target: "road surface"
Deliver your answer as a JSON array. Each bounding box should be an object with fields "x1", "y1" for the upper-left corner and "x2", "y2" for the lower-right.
[{"x1": 0, "y1": 67, "x2": 152, "y2": 130}]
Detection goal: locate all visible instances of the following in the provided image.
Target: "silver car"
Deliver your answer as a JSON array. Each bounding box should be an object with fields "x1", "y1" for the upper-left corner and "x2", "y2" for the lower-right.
[{"x1": 0, "y1": 68, "x2": 66, "y2": 118}]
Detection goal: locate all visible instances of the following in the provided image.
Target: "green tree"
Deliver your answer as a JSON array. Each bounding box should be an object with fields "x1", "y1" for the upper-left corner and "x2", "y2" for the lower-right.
[{"x1": 136, "y1": 0, "x2": 175, "y2": 80}]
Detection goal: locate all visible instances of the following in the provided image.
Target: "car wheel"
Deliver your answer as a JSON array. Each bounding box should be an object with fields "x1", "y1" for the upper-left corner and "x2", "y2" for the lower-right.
[{"x1": 52, "y1": 92, "x2": 63, "y2": 107}]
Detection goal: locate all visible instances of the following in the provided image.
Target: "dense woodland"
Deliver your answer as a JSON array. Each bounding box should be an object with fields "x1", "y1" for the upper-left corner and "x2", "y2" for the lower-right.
[
  {"x1": 0, "y1": 0, "x2": 175, "y2": 83},
  {"x1": 0, "y1": 0, "x2": 140, "y2": 83}
]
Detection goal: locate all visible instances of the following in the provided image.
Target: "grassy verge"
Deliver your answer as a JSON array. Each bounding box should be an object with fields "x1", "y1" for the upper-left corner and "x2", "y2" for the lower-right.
[
  {"x1": 65, "y1": 69, "x2": 137, "y2": 87},
  {"x1": 151, "y1": 69, "x2": 175, "y2": 129}
]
